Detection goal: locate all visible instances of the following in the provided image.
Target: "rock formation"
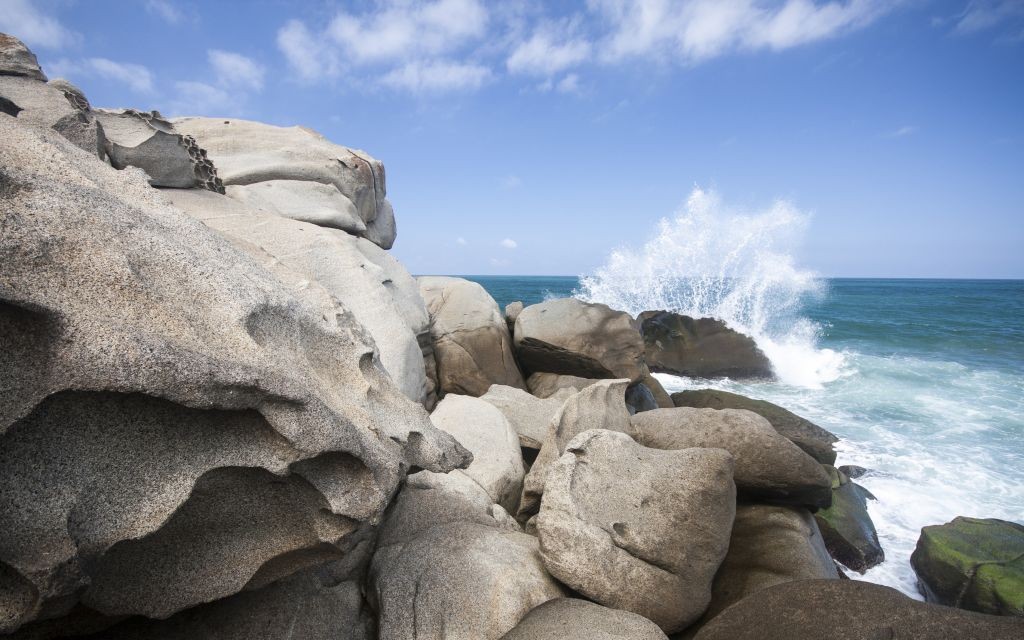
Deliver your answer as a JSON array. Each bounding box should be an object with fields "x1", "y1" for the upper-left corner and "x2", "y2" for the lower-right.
[
  {"x1": 815, "y1": 465, "x2": 884, "y2": 572},
  {"x1": 479, "y1": 384, "x2": 573, "y2": 450},
  {"x1": 0, "y1": 33, "x2": 46, "y2": 80},
  {"x1": 638, "y1": 311, "x2": 773, "y2": 380},
  {"x1": 500, "y1": 598, "x2": 669, "y2": 640}
]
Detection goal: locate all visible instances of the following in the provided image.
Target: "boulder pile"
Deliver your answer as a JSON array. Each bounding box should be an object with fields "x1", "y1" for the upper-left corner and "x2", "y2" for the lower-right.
[{"x1": 1, "y1": 33, "x2": 1020, "y2": 639}]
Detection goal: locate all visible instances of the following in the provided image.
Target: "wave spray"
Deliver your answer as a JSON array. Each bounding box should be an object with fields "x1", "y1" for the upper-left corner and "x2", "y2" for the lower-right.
[{"x1": 575, "y1": 187, "x2": 845, "y2": 388}]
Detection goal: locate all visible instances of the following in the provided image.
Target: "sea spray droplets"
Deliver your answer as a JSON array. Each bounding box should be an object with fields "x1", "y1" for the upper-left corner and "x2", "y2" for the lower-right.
[{"x1": 576, "y1": 187, "x2": 845, "y2": 388}]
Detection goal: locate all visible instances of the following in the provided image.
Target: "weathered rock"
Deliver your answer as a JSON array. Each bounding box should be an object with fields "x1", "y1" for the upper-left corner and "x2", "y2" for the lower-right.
[
  {"x1": 0, "y1": 74, "x2": 105, "y2": 157},
  {"x1": 639, "y1": 311, "x2": 773, "y2": 380},
  {"x1": 839, "y1": 464, "x2": 870, "y2": 479},
  {"x1": 700, "y1": 504, "x2": 839, "y2": 623},
  {"x1": 629, "y1": 408, "x2": 832, "y2": 508},
  {"x1": 505, "y1": 300, "x2": 524, "y2": 333},
  {"x1": 518, "y1": 380, "x2": 632, "y2": 519},
  {"x1": 537, "y1": 430, "x2": 736, "y2": 633},
  {"x1": 92, "y1": 109, "x2": 223, "y2": 192},
  {"x1": 370, "y1": 522, "x2": 565, "y2": 640},
  {"x1": 0, "y1": 33, "x2": 45, "y2": 80},
  {"x1": 430, "y1": 395, "x2": 525, "y2": 512},
  {"x1": 692, "y1": 579, "x2": 1024, "y2": 640},
  {"x1": 501, "y1": 598, "x2": 669, "y2": 640},
  {"x1": 640, "y1": 371, "x2": 675, "y2": 408},
  {"x1": 515, "y1": 298, "x2": 646, "y2": 382},
  {"x1": 162, "y1": 188, "x2": 432, "y2": 405},
  {"x1": 47, "y1": 78, "x2": 90, "y2": 110},
  {"x1": 480, "y1": 384, "x2": 570, "y2": 450},
  {"x1": 0, "y1": 118, "x2": 469, "y2": 634},
  {"x1": 526, "y1": 371, "x2": 601, "y2": 398},
  {"x1": 814, "y1": 468, "x2": 884, "y2": 573},
  {"x1": 626, "y1": 381, "x2": 659, "y2": 414},
  {"x1": 911, "y1": 516, "x2": 1024, "y2": 616},
  {"x1": 173, "y1": 117, "x2": 397, "y2": 248},
  {"x1": 419, "y1": 276, "x2": 526, "y2": 397},
  {"x1": 671, "y1": 389, "x2": 838, "y2": 464}
]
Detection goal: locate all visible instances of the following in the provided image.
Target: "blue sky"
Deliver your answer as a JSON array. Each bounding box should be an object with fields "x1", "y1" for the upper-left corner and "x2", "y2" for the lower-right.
[{"x1": 3, "y1": 0, "x2": 1023, "y2": 278}]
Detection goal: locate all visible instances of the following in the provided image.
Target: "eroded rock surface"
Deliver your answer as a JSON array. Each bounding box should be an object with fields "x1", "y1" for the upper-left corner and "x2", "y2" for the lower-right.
[
  {"x1": 0, "y1": 69, "x2": 105, "y2": 157},
  {"x1": 526, "y1": 371, "x2": 601, "y2": 398},
  {"x1": 0, "y1": 33, "x2": 45, "y2": 80}
]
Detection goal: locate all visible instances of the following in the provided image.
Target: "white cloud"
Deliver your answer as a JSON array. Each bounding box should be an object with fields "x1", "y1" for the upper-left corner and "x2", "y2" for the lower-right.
[
  {"x1": 277, "y1": 20, "x2": 339, "y2": 82},
  {"x1": 501, "y1": 174, "x2": 523, "y2": 189},
  {"x1": 0, "y1": 0, "x2": 79, "y2": 49},
  {"x1": 146, "y1": 0, "x2": 183, "y2": 25},
  {"x1": 557, "y1": 73, "x2": 582, "y2": 94},
  {"x1": 381, "y1": 60, "x2": 491, "y2": 92},
  {"x1": 49, "y1": 57, "x2": 155, "y2": 93},
  {"x1": 456, "y1": 236, "x2": 468, "y2": 245},
  {"x1": 500, "y1": 238, "x2": 518, "y2": 249},
  {"x1": 507, "y1": 25, "x2": 591, "y2": 76},
  {"x1": 169, "y1": 80, "x2": 234, "y2": 116},
  {"x1": 950, "y1": 0, "x2": 1024, "y2": 35},
  {"x1": 886, "y1": 125, "x2": 918, "y2": 138},
  {"x1": 208, "y1": 49, "x2": 265, "y2": 91}
]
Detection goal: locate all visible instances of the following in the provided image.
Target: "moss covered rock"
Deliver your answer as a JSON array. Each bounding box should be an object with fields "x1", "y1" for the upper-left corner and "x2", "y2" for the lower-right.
[
  {"x1": 814, "y1": 466, "x2": 884, "y2": 572},
  {"x1": 911, "y1": 516, "x2": 1024, "y2": 616}
]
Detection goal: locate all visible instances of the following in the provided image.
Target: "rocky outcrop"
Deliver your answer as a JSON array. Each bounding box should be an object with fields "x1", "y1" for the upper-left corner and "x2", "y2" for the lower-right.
[
  {"x1": 629, "y1": 408, "x2": 832, "y2": 508},
  {"x1": 526, "y1": 371, "x2": 601, "y2": 398},
  {"x1": 692, "y1": 579, "x2": 1024, "y2": 640},
  {"x1": 162, "y1": 188, "x2": 432, "y2": 406},
  {"x1": 514, "y1": 299, "x2": 647, "y2": 382},
  {"x1": 638, "y1": 311, "x2": 773, "y2": 380},
  {"x1": 419, "y1": 276, "x2": 526, "y2": 397},
  {"x1": 501, "y1": 599, "x2": 669, "y2": 640},
  {"x1": 505, "y1": 301, "x2": 524, "y2": 333},
  {"x1": 0, "y1": 33, "x2": 46, "y2": 80},
  {"x1": 518, "y1": 380, "x2": 632, "y2": 519},
  {"x1": 814, "y1": 466, "x2": 884, "y2": 572},
  {"x1": 671, "y1": 388, "x2": 838, "y2": 464},
  {"x1": 93, "y1": 109, "x2": 223, "y2": 192},
  {"x1": 536, "y1": 430, "x2": 736, "y2": 634},
  {"x1": 173, "y1": 117, "x2": 397, "y2": 248},
  {"x1": 911, "y1": 517, "x2": 1024, "y2": 616},
  {"x1": 480, "y1": 384, "x2": 572, "y2": 450},
  {"x1": 369, "y1": 522, "x2": 565, "y2": 640},
  {"x1": 0, "y1": 116, "x2": 469, "y2": 635}
]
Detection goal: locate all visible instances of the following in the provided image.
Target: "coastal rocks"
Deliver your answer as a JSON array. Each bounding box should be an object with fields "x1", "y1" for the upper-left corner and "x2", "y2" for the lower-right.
[
  {"x1": 526, "y1": 372, "x2": 600, "y2": 398},
  {"x1": 173, "y1": 117, "x2": 397, "y2": 248},
  {"x1": 93, "y1": 109, "x2": 223, "y2": 192},
  {"x1": 505, "y1": 301, "x2": 524, "y2": 333},
  {"x1": 369, "y1": 522, "x2": 565, "y2": 640},
  {"x1": 536, "y1": 430, "x2": 736, "y2": 633},
  {"x1": 518, "y1": 380, "x2": 632, "y2": 519},
  {"x1": 700, "y1": 504, "x2": 839, "y2": 622},
  {"x1": 692, "y1": 579, "x2": 1024, "y2": 640},
  {"x1": 500, "y1": 598, "x2": 669, "y2": 640},
  {"x1": 1, "y1": 33, "x2": 46, "y2": 80},
  {"x1": 0, "y1": 118, "x2": 469, "y2": 634},
  {"x1": 814, "y1": 466, "x2": 884, "y2": 572},
  {"x1": 671, "y1": 388, "x2": 838, "y2": 464},
  {"x1": 429, "y1": 395, "x2": 525, "y2": 512},
  {"x1": 910, "y1": 517, "x2": 1024, "y2": 616},
  {"x1": 638, "y1": 311, "x2": 773, "y2": 380},
  {"x1": 480, "y1": 384, "x2": 571, "y2": 450},
  {"x1": 419, "y1": 276, "x2": 526, "y2": 397},
  {"x1": 163, "y1": 188, "x2": 432, "y2": 405},
  {"x1": 514, "y1": 299, "x2": 646, "y2": 382},
  {"x1": 629, "y1": 408, "x2": 832, "y2": 508}
]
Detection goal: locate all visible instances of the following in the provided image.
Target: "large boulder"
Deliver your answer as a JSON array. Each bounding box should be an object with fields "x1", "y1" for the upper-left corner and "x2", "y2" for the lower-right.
[
  {"x1": 692, "y1": 579, "x2": 1024, "y2": 640},
  {"x1": 671, "y1": 389, "x2": 838, "y2": 464},
  {"x1": 501, "y1": 598, "x2": 669, "y2": 640},
  {"x1": 526, "y1": 371, "x2": 601, "y2": 398},
  {"x1": 162, "y1": 188, "x2": 432, "y2": 405},
  {"x1": 814, "y1": 466, "x2": 884, "y2": 572},
  {"x1": 629, "y1": 408, "x2": 832, "y2": 508},
  {"x1": 480, "y1": 384, "x2": 571, "y2": 450},
  {"x1": 536, "y1": 430, "x2": 736, "y2": 634},
  {"x1": 514, "y1": 298, "x2": 646, "y2": 382},
  {"x1": 638, "y1": 311, "x2": 773, "y2": 380},
  {"x1": 0, "y1": 33, "x2": 46, "y2": 80},
  {"x1": 429, "y1": 395, "x2": 525, "y2": 512},
  {"x1": 369, "y1": 522, "x2": 565, "y2": 640},
  {"x1": 911, "y1": 516, "x2": 1024, "y2": 616},
  {"x1": 518, "y1": 380, "x2": 632, "y2": 519},
  {"x1": 173, "y1": 117, "x2": 397, "y2": 248},
  {"x1": 0, "y1": 117, "x2": 469, "y2": 635},
  {"x1": 419, "y1": 276, "x2": 526, "y2": 397}
]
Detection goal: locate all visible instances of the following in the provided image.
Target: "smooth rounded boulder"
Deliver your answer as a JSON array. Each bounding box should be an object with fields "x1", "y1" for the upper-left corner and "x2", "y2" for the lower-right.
[
  {"x1": 419, "y1": 276, "x2": 527, "y2": 397},
  {"x1": 911, "y1": 516, "x2": 1024, "y2": 616},
  {"x1": 514, "y1": 298, "x2": 646, "y2": 382},
  {"x1": 638, "y1": 311, "x2": 773, "y2": 380},
  {"x1": 480, "y1": 384, "x2": 572, "y2": 450},
  {"x1": 526, "y1": 371, "x2": 601, "y2": 398},
  {"x1": 629, "y1": 407, "x2": 832, "y2": 508},
  {"x1": 536, "y1": 430, "x2": 736, "y2": 634},
  {"x1": 692, "y1": 579, "x2": 1024, "y2": 640},
  {"x1": 500, "y1": 598, "x2": 669, "y2": 640}
]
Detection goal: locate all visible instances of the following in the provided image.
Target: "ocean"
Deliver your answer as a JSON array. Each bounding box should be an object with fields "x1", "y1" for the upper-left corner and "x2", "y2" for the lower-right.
[{"x1": 464, "y1": 274, "x2": 1024, "y2": 598}]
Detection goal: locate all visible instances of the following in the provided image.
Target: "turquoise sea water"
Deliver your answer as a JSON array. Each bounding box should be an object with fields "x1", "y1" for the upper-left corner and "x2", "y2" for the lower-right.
[{"x1": 464, "y1": 275, "x2": 1024, "y2": 597}]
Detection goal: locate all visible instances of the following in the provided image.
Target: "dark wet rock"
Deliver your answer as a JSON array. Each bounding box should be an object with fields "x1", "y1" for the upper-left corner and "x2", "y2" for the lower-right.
[
  {"x1": 814, "y1": 467, "x2": 884, "y2": 573},
  {"x1": 626, "y1": 381, "x2": 659, "y2": 414},
  {"x1": 911, "y1": 516, "x2": 1024, "y2": 616},
  {"x1": 638, "y1": 311, "x2": 773, "y2": 380},
  {"x1": 839, "y1": 464, "x2": 870, "y2": 479},
  {"x1": 671, "y1": 388, "x2": 838, "y2": 464}
]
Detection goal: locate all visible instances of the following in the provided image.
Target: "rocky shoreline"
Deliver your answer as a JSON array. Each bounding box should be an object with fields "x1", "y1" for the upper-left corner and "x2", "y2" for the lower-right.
[{"x1": 2, "y1": 33, "x2": 1022, "y2": 639}]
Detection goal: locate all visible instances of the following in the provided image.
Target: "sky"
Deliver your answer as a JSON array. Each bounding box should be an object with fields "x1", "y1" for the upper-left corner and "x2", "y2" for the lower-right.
[{"x1": 2, "y1": 0, "x2": 1023, "y2": 278}]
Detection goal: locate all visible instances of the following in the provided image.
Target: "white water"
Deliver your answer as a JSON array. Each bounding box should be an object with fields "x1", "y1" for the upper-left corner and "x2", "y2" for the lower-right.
[{"x1": 576, "y1": 187, "x2": 846, "y2": 388}]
